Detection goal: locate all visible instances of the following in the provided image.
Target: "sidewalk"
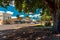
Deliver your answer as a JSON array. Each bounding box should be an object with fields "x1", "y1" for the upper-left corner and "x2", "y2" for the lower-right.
[{"x1": 0, "y1": 24, "x2": 40, "y2": 30}]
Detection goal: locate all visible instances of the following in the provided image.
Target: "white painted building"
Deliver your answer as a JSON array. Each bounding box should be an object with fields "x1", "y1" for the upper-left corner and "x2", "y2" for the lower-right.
[{"x1": 0, "y1": 11, "x2": 13, "y2": 25}]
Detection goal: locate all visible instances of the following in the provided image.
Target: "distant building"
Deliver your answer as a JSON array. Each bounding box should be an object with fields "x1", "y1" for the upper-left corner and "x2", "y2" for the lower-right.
[
  {"x1": 10, "y1": 16, "x2": 22, "y2": 24},
  {"x1": 0, "y1": 11, "x2": 13, "y2": 25}
]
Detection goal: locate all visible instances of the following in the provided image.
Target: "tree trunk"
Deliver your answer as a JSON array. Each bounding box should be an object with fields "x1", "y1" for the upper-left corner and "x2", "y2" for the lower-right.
[{"x1": 53, "y1": 9, "x2": 60, "y2": 33}]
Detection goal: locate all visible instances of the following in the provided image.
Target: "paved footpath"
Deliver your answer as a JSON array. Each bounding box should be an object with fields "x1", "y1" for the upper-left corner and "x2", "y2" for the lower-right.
[{"x1": 0, "y1": 24, "x2": 40, "y2": 30}]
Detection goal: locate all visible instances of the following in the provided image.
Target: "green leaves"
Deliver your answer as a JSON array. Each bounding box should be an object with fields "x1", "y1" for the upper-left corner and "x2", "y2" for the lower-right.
[
  {"x1": 0, "y1": 0, "x2": 54, "y2": 13},
  {"x1": 15, "y1": 0, "x2": 23, "y2": 12},
  {"x1": 0, "y1": 0, "x2": 10, "y2": 8},
  {"x1": 15, "y1": 0, "x2": 46, "y2": 13},
  {"x1": 41, "y1": 12, "x2": 52, "y2": 21}
]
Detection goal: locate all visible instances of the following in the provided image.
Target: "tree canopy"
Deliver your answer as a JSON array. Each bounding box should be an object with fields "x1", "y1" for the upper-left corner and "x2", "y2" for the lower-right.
[
  {"x1": 0, "y1": 0, "x2": 47, "y2": 12},
  {"x1": 0, "y1": 0, "x2": 59, "y2": 13}
]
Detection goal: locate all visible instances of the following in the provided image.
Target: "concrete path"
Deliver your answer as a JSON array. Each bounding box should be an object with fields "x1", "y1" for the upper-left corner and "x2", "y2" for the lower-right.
[{"x1": 0, "y1": 24, "x2": 40, "y2": 30}]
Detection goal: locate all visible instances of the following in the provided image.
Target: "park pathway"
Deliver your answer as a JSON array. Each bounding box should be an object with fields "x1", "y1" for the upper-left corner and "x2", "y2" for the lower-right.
[{"x1": 0, "y1": 24, "x2": 40, "y2": 30}]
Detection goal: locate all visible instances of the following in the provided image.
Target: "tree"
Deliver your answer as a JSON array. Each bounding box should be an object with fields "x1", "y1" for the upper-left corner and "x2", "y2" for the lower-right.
[
  {"x1": 41, "y1": 11, "x2": 52, "y2": 21},
  {"x1": 0, "y1": 0, "x2": 60, "y2": 33},
  {"x1": 42, "y1": 0, "x2": 60, "y2": 33}
]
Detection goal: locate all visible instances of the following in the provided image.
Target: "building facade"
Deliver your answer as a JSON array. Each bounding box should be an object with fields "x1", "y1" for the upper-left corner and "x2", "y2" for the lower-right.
[{"x1": 0, "y1": 11, "x2": 12, "y2": 25}]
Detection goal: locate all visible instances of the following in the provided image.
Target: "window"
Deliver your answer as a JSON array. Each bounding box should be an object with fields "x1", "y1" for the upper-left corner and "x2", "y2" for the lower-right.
[{"x1": 8, "y1": 17, "x2": 11, "y2": 19}]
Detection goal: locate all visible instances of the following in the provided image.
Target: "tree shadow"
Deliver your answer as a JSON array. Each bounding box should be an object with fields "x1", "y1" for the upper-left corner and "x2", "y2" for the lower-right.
[{"x1": 0, "y1": 26, "x2": 60, "y2": 40}]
